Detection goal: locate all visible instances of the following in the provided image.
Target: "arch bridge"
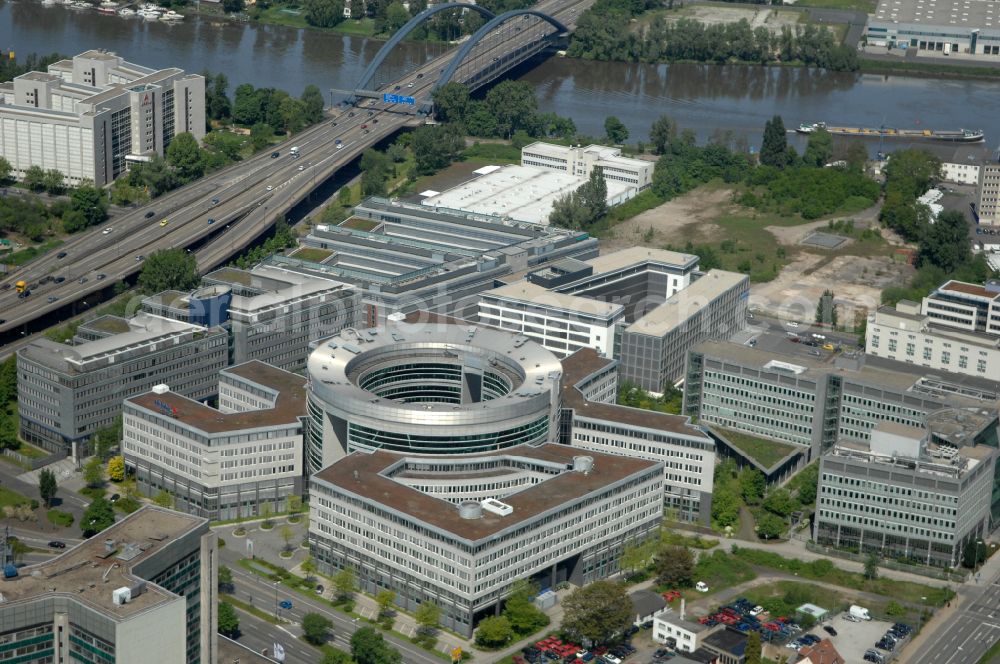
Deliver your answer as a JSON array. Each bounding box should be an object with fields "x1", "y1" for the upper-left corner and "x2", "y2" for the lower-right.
[{"x1": 348, "y1": 3, "x2": 568, "y2": 112}]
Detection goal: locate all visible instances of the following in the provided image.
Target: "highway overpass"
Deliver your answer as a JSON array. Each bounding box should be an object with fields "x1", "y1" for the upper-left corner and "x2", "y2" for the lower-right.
[{"x1": 0, "y1": 0, "x2": 594, "y2": 350}]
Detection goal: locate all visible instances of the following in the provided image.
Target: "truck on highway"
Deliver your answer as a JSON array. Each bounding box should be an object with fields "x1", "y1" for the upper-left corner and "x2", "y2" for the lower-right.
[
  {"x1": 290, "y1": 146, "x2": 300, "y2": 157},
  {"x1": 15, "y1": 280, "x2": 28, "y2": 298}
]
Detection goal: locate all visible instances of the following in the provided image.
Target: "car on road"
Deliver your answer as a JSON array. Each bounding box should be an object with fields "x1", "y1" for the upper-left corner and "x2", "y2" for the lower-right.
[
  {"x1": 54, "y1": 276, "x2": 65, "y2": 283},
  {"x1": 407, "y1": 82, "x2": 414, "y2": 88},
  {"x1": 136, "y1": 255, "x2": 145, "y2": 262},
  {"x1": 102, "y1": 227, "x2": 113, "y2": 234},
  {"x1": 331, "y1": 121, "x2": 338, "y2": 127},
  {"x1": 0, "y1": 284, "x2": 8, "y2": 290},
  {"x1": 270, "y1": 151, "x2": 280, "y2": 158},
  {"x1": 363, "y1": 129, "x2": 370, "y2": 134},
  {"x1": 787, "y1": 321, "x2": 799, "y2": 328},
  {"x1": 823, "y1": 625, "x2": 837, "y2": 636},
  {"x1": 361, "y1": 124, "x2": 367, "y2": 129},
  {"x1": 207, "y1": 218, "x2": 216, "y2": 225},
  {"x1": 416, "y1": 73, "x2": 423, "y2": 78},
  {"x1": 48, "y1": 541, "x2": 66, "y2": 549},
  {"x1": 145, "y1": 210, "x2": 156, "y2": 219},
  {"x1": 47, "y1": 296, "x2": 57, "y2": 303},
  {"x1": 211, "y1": 198, "x2": 220, "y2": 205},
  {"x1": 0, "y1": 319, "x2": 5, "y2": 324},
  {"x1": 348, "y1": 112, "x2": 355, "y2": 117},
  {"x1": 336, "y1": 143, "x2": 344, "y2": 149},
  {"x1": 96, "y1": 273, "x2": 106, "y2": 280},
  {"x1": 78, "y1": 277, "x2": 87, "y2": 284},
  {"x1": 266, "y1": 185, "x2": 274, "y2": 191},
  {"x1": 298, "y1": 165, "x2": 304, "y2": 171},
  {"x1": 160, "y1": 219, "x2": 168, "y2": 227},
  {"x1": 278, "y1": 600, "x2": 292, "y2": 610},
  {"x1": 368, "y1": 110, "x2": 374, "y2": 116},
  {"x1": 57, "y1": 251, "x2": 67, "y2": 259},
  {"x1": 394, "y1": 85, "x2": 400, "y2": 90}
]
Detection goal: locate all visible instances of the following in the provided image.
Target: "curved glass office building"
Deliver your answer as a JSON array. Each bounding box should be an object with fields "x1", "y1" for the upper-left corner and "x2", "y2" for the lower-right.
[{"x1": 305, "y1": 320, "x2": 563, "y2": 473}]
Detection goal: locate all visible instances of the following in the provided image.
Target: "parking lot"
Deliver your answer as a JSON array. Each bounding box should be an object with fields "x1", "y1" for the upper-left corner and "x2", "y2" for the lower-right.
[{"x1": 780, "y1": 612, "x2": 903, "y2": 664}]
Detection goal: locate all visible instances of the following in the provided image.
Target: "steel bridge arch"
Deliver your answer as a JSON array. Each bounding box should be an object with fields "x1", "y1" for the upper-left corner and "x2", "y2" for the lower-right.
[
  {"x1": 354, "y1": 2, "x2": 496, "y2": 94},
  {"x1": 434, "y1": 9, "x2": 568, "y2": 92}
]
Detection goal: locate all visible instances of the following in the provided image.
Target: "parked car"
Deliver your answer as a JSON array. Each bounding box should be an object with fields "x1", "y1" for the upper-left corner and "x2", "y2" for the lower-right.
[
  {"x1": 695, "y1": 581, "x2": 709, "y2": 592},
  {"x1": 110, "y1": 494, "x2": 120, "y2": 503},
  {"x1": 823, "y1": 625, "x2": 838, "y2": 636},
  {"x1": 315, "y1": 584, "x2": 324, "y2": 595}
]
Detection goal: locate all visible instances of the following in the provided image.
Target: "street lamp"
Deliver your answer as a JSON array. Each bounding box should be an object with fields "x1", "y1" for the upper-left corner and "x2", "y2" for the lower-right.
[{"x1": 274, "y1": 581, "x2": 280, "y2": 619}]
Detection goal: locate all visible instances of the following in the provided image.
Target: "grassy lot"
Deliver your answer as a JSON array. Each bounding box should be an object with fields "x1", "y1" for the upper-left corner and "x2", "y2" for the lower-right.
[
  {"x1": 662, "y1": 530, "x2": 719, "y2": 550},
  {"x1": 462, "y1": 142, "x2": 521, "y2": 164},
  {"x1": 340, "y1": 217, "x2": 381, "y2": 232},
  {"x1": 11, "y1": 442, "x2": 47, "y2": 459},
  {"x1": 977, "y1": 638, "x2": 1000, "y2": 664},
  {"x1": 743, "y1": 580, "x2": 846, "y2": 619},
  {"x1": 222, "y1": 594, "x2": 286, "y2": 625},
  {"x1": 6, "y1": 239, "x2": 63, "y2": 267},
  {"x1": 47, "y1": 509, "x2": 74, "y2": 527},
  {"x1": 713, "y1": 427, "x2": 799, "y2": 469},
  {"x1": 731, "y1": 548, "x2": 955, "y2": 606},
  {"x1": 657, "y1": 550, "x2": 757, "y2": 598},
  {"x1": 0, "y1": 486, "x2": 30, "y2": 510},
  {"x1": 253, "y1": 5, "x2": 377, "y2": 36},
  {"x1": 290, "y1": 247, "x2": 333, "y2": 262},
  {"x1": 795, "y1": 0, "x2": 876, "y2": 13}
]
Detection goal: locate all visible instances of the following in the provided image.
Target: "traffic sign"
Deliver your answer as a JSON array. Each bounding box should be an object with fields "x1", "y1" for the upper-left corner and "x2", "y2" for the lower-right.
[{"x1": 382, "y1": 93, "x2": 416, "y2": 105}]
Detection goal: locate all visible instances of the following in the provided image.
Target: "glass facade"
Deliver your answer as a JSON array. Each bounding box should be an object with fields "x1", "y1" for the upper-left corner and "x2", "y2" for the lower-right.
[{"x1": 348, "y1": 416, "x2": 549, "y2": 454}]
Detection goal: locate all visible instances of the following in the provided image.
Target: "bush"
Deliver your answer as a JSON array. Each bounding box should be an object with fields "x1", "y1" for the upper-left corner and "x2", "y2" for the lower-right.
[{"x1": 30, "y1": 499, "x2": 39, "y2": 510}]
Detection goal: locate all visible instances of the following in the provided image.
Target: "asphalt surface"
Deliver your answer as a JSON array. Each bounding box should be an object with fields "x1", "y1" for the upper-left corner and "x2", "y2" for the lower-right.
[
  {"x1": 0, "y1": 0, "x2": 593, "y2": 345},
  {"x1": 221, "y1": 545, "x2": 444, "y2": 664},
  {"x1": 908, "y1": 566, "x2": 1000, "y2": 664}
]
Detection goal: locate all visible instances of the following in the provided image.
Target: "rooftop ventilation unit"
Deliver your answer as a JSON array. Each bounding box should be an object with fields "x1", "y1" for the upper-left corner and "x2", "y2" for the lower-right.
[
  {"x1": 151, "y1": 385, "x2": 169, "y2": 394},
  {"x1": 481, "y1": 498, "x2": 513, "y2": 516}
]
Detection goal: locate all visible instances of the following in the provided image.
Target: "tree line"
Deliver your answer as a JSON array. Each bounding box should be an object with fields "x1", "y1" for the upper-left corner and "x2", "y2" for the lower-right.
[
  {"x1": 569, "y1": 4, "x2": 859, "y2": 72},
  {"x1": 0, "y1": 161, "x2": 110, "y2": 240},
  {"x1": 0, "y1": 52, "x2": 65, "y2": 84}
]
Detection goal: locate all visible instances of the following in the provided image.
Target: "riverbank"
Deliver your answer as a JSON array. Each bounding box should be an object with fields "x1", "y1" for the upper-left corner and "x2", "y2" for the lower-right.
[{"x1": 859, "y1": 57, "x2": 1000, "y2": 80}]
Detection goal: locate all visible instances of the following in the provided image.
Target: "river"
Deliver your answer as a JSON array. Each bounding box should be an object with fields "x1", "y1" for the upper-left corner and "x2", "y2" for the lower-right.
[{"x1": 3, "y1": 0, "x2": 1000, "y2": 146}]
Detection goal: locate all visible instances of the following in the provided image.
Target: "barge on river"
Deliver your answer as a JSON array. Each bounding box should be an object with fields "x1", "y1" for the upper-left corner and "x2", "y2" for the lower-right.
[{"x1": 796, "y1": 122, "x2": 983, "y2": 143}]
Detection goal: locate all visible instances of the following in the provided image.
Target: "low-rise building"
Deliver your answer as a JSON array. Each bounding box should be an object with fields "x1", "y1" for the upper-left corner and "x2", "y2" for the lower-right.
[
  {"x1": 123, "y1": 361, "x2": 307, "y2": 521},
  {"x1": 308, "y1": 444, "x2": 663, "y2": 636},
  {"x1": 0, "y1": 506, "x2": 216, "y2": 664},
  {"x1": 0, "y1": 50, "x2": 204, "y2": 186},
  {"x1": 865, "y1": 300, "x2": 1000, "y2": 379},
  {"x1": 796, "y1": 639, "x2": 845, "y2": 664},
  {"x1": 562, "y1": 348, "x2": 716, "y2": 524},
  {"x1": 653, "y1": 613, "x2": 711, "y2": 653},
  {"x1": 478, "y1": 281, "x2": 625, "y2": 357},
  {"x1": 521, "y1": 142, "x2": 654, "y2": 190},
  {"x1": 920, "y1": 279, "x2": 1000, "y2": 336},
  {"x1": 629, "y1": 590, "x2": 668, "y2": 626},
  {"x1": 701, "y1": 626, "x2": 748, "y2": 664},
  {"x1": 17, "y1": 313, "x2": 227, "y2": 456},
  {"x1": 815, "y1": 420, "x2": 997, "y2": 567}
]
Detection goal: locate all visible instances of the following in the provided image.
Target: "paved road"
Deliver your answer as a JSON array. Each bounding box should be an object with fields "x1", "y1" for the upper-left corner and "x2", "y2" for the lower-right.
[
  {"x1": 0, "y1": 0, "x2": 593, "y2": 346},
  {"x1": 221, "y1": 546, "x2": 445, "y2": 664},
  {"x1": 907, "y1": 564, "x2": 1000, "y2": 664}
]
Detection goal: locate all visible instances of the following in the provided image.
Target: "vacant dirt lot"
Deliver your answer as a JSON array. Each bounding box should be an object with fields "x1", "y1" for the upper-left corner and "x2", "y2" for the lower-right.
[
  {"x1": 602, "y1": 187, "x2": 735, "y2": 252},
  {"x1": 676, "y1": 4, "x2": 805, "y2": 31}
]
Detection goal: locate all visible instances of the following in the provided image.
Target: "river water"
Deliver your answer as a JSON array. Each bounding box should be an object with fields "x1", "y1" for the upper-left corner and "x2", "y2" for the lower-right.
[{"x1": 4, "y1": 0, "x2": 1000, "y2": 145}]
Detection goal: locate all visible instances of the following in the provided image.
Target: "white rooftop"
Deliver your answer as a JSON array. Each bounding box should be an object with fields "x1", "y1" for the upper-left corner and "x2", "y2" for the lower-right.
[
  {"x1": 420, "y1": 164, "x2": 633, "y2": 225},
  {"x1": 585, "y1": 247, "x2": 699, "y2": 276},
  {"x1": 483, "y1": 282, "x2": 625, "y2": 320},
  {"x1": 625, "y1": 269, "x2": 747, "y2": 336}
]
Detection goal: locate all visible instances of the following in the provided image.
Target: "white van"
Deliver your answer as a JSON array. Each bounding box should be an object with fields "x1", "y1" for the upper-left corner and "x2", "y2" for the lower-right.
[{"x1": 290, "y1": 146, "x2": 300, "y2": 157}]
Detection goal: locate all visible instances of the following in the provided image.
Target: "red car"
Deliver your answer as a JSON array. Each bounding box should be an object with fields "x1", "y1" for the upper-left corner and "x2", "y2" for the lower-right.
[{"x1": 361, "y1": 124, "x2": 368, "y2": 129}]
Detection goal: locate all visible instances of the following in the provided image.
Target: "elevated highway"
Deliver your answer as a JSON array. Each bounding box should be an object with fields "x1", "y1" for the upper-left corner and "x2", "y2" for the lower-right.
[{"x1": 0, "y1": 0, "x2": 594, "y2": 349}]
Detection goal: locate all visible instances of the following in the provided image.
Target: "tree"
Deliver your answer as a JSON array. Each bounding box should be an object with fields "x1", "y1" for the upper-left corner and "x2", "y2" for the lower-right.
[
  {"x1": 620, "y1": 538, "x2": 653, "y2": 575},
  {"x1": 208, "y1": 72, "x2": 232, "y2": 120},
  {"x1": 578, "y1": 166, "x2": 608, "y2": 223},
  {"x1": 250, "y1": 122, "x2": 274, "y2": 151},
  {"x1": 360, "y1": 149, "x2": 392, "y2": 196},
  {"x1": 561, "y1": 580, "x2": 632, "y2": 645},
  {"x1": 432, "y1": 82, "x2": 470, "y2": 125},
  {"x1": 280, "y1": 524, "x2": 295, "y2": 552},
  {"x1": 218, "y1": 564, "x2": 235, "y2": 592},
  {"x1": 755, "y1": 512, "x2": 785, "y2": 540},
  {"x1": 302, "y1": 612, "x2": 333, "y2": 645},
  {"x1": 222, "y1": 0, "x2": 244, "y2": 12},
  {"x1": 864, "y1": 552, "x2": 879, "y2": 580},
  {"x1": 385, "y1": 1, "x2": 410, "y2": 32},
  {"x1": 83, "y1": 457, "x2": 104, "y2": 488},
  {"x1": 650, "y1": 115, "x2": 677, "y2": 155},
  {"x1": 304, "y1": 0, "x2": 346, "y2": 27},
  {"x1": 815, "y1": 289, "x2": 838, "y2": 327},
  {"x1": 301, "y1": 84, "x2": 326, "y2": 125},
  {"x1": 153, "y1": 489, "x2": 174, "y2": 509},
  {"x1": 301, "y1": 555, "x2": 318, "y2": 583},
  {"x1": 604, "y1": 116, "x2": 629, "y2": 144},
  {"x1": 0, "y1": 156, "x2": 12, "y2": 183},
  {"x1": 38, "y1": 468, "x2": 58, "y2": 508},
  {"x1": 333, "y1": 567, "x2": 356, "y2": 602},
  {"x1": 166, "y1": 132, "x2": 205, "y2": 182},
  {"x1": 738, "y1": 467, "x2": 766, "y2": 505},
  {"x1": 218, "y1": 601, "x2": 240, "y2": 637},
  {"x1": 411, "y1": 124, "x2": 464, "y2": 175},
  {"x1": 803, "y1": 128, "x2": 833, "y2": 168},
  {"x1": 338, "y1": 186, "x2": 352, "y2": 206},
  {"x1": 66, "y1": 180, "x2": 109, "y2": 232},
  {"x1": 745, "y1": 631, "x2": 762, "y2": 664},
  {"x1": 321, "y1": 650, "x2": 353, "y2": 664},
  {"x1": 138, "y1": 248, "x2": 200, "y2": 294},
  {"x1": 122, "y1": 155, "x2": 179, "y2": 198},
  {"x1": 654, "y1": 544, "x2": 694, "y2": 587},
  {"x1": 82, "y1": 497, "x2": 116, "y2": 537},
  {"x1": 760, "y1": 115, "x2": 788, "y2": 168},
  {"x1": 962, "y1": 539, "x2": 988, "y2": 569},
  {"x1": 763, "y1": 488, "x2": 795, "y2": 517},
  {"x1": 23, "y1": 165, "x2": 46, "y2": 192},
  {"x1": 484, "y1": 80, "x2": 537, "y2": 138},
  {"x1": 351, "y1": 627, "x2": 402, "y2": 664},
  {"x1": 287, "y1": 494, "x2": 303, "y2": 518},
  {"x1": 503, "y1": 579, "x2": 547, "y2": 634},
  {"x1": 42, "y1": 169, "x2": 66, "y2": 195},
  {"x1": 376, "y1": 589, "x2": 397, "y2": 616},
  {"x1": 106, "y1": 455, "x2": 125, "y2": 482},
  {"x1": 920, "y1": 210, "x2": 971, "y2": 273},
  {"x1": 845, "y1": 141, "x2": 868, "y2": 172},
  {"x1": 414, "y1": 601, "x2": 441, "y2": 634},
  {"x1": 549, "y1": 191, "x2": 590, "y2": 229},
  {"x1": 475, "y1": 615, "x2": 514, "y2": 648}
]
